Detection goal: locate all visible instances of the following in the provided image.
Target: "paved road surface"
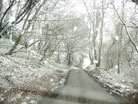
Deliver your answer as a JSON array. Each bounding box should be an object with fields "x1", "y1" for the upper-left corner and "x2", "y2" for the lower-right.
[{"x1": 39, "y1": 70, "x2": 125, "y2": 104}]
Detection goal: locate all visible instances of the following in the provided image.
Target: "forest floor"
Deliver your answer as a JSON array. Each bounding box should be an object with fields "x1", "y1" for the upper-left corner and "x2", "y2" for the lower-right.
[
  {"x1": 85, "y1": 65, "x2": 138, "y2": 103},
  {"x1": 0, "y1": 39, "x2": 70, "y2": 104}
]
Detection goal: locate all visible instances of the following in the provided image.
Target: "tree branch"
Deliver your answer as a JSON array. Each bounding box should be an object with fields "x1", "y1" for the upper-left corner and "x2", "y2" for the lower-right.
[{"x1": 111, "y1": 0, "x2": 138, "y2": 53}]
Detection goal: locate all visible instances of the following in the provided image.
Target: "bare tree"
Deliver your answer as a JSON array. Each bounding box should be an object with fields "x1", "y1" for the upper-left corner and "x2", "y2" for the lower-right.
[
  {"x1": 6, "y1": 0, "x2": 47, "y2": 55},
  {"x1": 111, "y1": 0, "x2": 138, "y2": 54},
  {"x1": 83, "y1": 0, "x2": 107, "y2": 67}
]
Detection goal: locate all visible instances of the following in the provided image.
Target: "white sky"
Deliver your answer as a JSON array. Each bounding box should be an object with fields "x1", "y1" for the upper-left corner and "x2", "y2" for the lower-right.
[{"x1": 69, "y1": 0, "x2": 87, "y2": 14}]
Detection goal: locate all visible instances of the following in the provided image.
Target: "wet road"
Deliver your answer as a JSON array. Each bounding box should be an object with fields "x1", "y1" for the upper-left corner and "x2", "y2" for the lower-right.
[{"x1": 39, "y1": 70, "x2": 125, "y2": 104}]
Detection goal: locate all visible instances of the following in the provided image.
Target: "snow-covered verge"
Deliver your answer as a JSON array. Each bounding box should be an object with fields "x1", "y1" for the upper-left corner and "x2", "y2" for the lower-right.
[
  {"x1": 0, "y1": 39, "x2": 70, "y2": 104},
  {"x1": 85, "y1": 65, "x2": 138, "y2": 103}
]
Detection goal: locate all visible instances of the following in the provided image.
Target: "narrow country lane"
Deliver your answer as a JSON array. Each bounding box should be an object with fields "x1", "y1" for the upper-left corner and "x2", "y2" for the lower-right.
[{"x1": 49, "y1": 69, "x2": 125, "y2": 104}]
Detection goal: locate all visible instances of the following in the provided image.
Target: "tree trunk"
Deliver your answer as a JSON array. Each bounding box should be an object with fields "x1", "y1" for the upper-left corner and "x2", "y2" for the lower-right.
[
  {"x1": 97, "y1": 0, "x2": 104, "y2": 67},
  {"x1": 5, "y1": 34, "x2": 22, "y2": 55},
  {"x1": 6, "y1": 0, "x2": 47, "y2": 55}
]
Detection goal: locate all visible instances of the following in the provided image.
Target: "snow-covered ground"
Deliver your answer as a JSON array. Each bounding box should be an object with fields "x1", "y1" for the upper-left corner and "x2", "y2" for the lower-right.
[
  {"x1": 0, "y1": 39, "x2": 70, "y2": 104},
  {"x1": 85, "y1": 65, "x2": 138, "y2": 98}
]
